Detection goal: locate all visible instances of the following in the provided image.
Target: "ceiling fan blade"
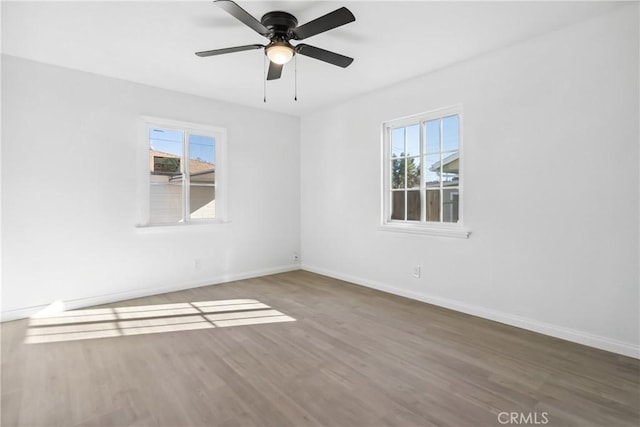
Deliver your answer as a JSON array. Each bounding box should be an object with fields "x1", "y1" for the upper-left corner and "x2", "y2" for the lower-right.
[
  {"x1": 267, "y1": 62, "x2": 283, "y2": 80},
  {"x1": 214, "y1": 0, "x2": 269, "y2": 36},
  {"x1": 195, "y1": 44, "x2": 263, "y2": 57},
  {"x1": 292, "y1": 7, "x2": 355, "y2": 40},
  {"x1": 295, "y1": 44, "x2": 353, "y2": 68}
]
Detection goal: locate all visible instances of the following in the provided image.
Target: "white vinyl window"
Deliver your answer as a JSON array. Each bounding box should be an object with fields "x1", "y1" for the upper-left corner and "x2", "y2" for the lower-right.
[
  {"x1": 140, "y1": 117, "x2": 227, "y2": 226},
  {"x1": 382, "y1": 106, "x2": 468, "y2": 238}
]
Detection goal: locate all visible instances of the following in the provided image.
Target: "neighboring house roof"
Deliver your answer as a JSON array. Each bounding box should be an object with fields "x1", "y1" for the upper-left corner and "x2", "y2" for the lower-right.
[
  {"x1": 149, "y1": 150, "x2": 215, "y2": 183},
  {"x1": 426, "y1": 152, "x2": 459, "y2": 188},
  {"x1": 429, "y1": 152, "x2": 459, "y2": 174},
  {"x1": 150, "y1": 150, "x2": 215, "y2": 174}
]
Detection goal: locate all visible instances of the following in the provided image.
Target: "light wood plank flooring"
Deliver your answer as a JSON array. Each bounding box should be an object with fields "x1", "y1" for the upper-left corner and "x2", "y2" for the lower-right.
[{"x1": 2, "y1": 271, "x2": 638, "y2": 426}]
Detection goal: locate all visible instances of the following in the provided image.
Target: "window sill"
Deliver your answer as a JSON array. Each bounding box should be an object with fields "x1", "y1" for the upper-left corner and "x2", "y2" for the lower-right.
[
  {"x1": 135, "y1": 220, "x2": 231, "y2": 231},
  {"x1": 379, "y1": 222, "x2": 470, "y2": 239}
]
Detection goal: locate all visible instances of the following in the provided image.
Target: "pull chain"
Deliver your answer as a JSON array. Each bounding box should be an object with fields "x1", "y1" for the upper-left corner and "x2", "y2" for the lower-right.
[
  {"x1": 294, "y1": 54, "x2": 298, "y2": 102},
  {"x1": 263, "y1": 55, "x2": 267, "y2": 103}
]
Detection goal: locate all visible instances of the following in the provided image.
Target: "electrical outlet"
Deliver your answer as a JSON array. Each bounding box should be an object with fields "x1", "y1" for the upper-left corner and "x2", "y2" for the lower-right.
[
  {"x1": 194, "y1": 259, "x2": 202, "y2": 270},
  {"x1": 413, "y1": 266, "x2": 421, "y2": 278}
]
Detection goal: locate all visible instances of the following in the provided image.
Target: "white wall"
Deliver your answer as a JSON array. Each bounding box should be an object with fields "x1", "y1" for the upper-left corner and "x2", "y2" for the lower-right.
[
  {"x1": 300, "y1": 5, "x2": 639, "y2": 357},
  {"x1": 2, "y1": 55, "x2": 300, "y2": 319}
]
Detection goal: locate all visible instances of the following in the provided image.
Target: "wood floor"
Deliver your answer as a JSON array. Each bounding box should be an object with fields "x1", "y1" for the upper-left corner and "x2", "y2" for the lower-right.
[{"x1": 1, "y1": 271, "x2": 638, "y2": 426}]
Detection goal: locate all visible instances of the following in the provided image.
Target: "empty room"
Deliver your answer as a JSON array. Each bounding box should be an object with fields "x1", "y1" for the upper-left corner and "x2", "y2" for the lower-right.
[{"x1": 1, "y1": 1, "x2": 638, "y2": 426}]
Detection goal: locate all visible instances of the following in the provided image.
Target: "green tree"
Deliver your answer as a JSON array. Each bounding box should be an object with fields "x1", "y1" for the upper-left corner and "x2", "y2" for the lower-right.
[{"x1": 392, "y1": 153, "x2": 420, "y2": 188}]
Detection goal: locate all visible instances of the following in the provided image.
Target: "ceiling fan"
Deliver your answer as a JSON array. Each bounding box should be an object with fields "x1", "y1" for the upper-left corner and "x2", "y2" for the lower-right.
[{"x1": 196, "y1": 0, "x2": 356, "y2": 81}]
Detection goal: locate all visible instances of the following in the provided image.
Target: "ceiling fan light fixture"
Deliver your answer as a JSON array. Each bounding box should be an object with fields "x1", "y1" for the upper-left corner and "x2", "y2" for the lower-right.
[{"x1": 266, "y1": 42, "x2": 294, "y2": 65}]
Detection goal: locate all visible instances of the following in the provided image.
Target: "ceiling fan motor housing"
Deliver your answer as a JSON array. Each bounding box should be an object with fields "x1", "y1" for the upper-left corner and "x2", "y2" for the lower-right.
[{"x1": 261, "y1": 11, "x2": 298, "y2": 40}]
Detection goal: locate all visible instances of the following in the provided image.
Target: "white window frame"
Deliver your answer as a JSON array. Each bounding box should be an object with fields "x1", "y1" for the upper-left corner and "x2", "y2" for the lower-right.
[
  {"x1": 380, "y1": 105, "x2": 469, "y2": 238},
  {"x1": 137, "y1": 116, "x2": 228, "y2": 228}
]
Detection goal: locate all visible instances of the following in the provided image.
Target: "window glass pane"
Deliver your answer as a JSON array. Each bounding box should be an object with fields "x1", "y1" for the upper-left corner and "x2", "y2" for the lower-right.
[
  {"x1": 391, "y1": 191, "x2": 405, "y2": 220},
  {"x1": 425, "y1": 119, "x2": 440, "y2": 154},
  {"x1": 150, "y1": 128, "x2": 183, "y2": 170},
  {"x1": 391, "y1": 157, "x2": 405, "y2": 189},
  {"x1": 443, "y1": 188, "x2": 459, "y2": 223},
  {"x1": 407, "y1": 190, "x2": 420, "y2": 220},
  {"x1": 405, "y1": 124, "x2": 420, "y2": 156},
  {"x1": 189, "y1": 185, "x2": 215, "y2": 219},
  {"x1": 149, "y1": 179, "x2": 183, "y2": 224},
  {"x1": 149, "y1": 127, "x2": 184, "y2": 224},
  {"x1": 425, "y1": 154, "x2": 441, "y2": 188},
  {"x1": 391, "y1": 128, "x2": 405, "y2": 156},
  {"x1": 442, "y1": 115, "x2": 459, "y2": 152},
  {"x1": 188, "y1": 134, "x2": 216, "y2": 220},
  {"x1": 189, "y1": 135, "x2": 215, "y2": 184},
  {"x1": 189, "y1": 135, "x2": 215, "y2": 165},
  {"x1": 406, "y1": 156, "x2": 420, "y2": 189},
  {"x1": 426, "y1": 189, "x2": 440, "y2": 222},
  {"x1": 441, "y1": 151, "x2": 459, "y2": 187}
]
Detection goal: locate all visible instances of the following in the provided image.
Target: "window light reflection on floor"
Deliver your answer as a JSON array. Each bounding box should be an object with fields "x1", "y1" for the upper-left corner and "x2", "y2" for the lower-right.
[{"x1": 25, "y1": 299, "x2": 295, "y2": 344}]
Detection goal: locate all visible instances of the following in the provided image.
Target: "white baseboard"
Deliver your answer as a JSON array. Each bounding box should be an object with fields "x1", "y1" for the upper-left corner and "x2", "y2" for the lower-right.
[
  {"x1": 1, "y1": 264, "x2": 300, "y2": 322},
  {"x1": 301, "y1": 264, "x2": 640, "y2": 359}
]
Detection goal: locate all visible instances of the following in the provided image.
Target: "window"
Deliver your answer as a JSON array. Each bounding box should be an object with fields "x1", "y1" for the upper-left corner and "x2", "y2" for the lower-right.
[
  {"x1": 382, "y1": 106, "x2": 468, "y2": 238},
  {"x1": 141, "y1": 117, "x2": 226, "y2": 226}
]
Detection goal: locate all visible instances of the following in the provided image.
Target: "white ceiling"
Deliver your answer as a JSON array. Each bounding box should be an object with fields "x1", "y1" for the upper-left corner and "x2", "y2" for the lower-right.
[{"x1": 1, "y1": 1, "x2": 625, "y2": 117}]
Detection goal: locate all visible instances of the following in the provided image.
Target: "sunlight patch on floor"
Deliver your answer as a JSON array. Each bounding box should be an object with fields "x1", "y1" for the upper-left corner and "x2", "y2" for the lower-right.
[{"x1": 25, "y1": 299, "x2": 295, "y2": 344}]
